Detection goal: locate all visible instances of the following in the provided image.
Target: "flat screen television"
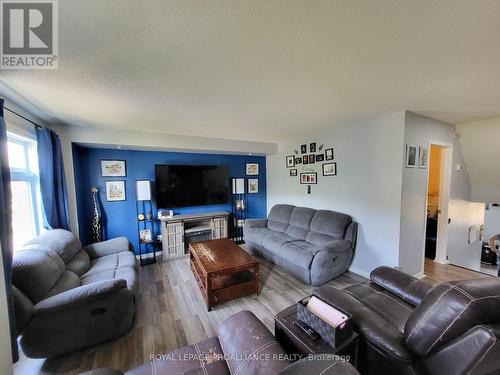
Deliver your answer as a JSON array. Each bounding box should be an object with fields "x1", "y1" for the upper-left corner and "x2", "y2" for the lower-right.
[{"x1": 155, "y1": 164, "x2": 230, "y2": 208}]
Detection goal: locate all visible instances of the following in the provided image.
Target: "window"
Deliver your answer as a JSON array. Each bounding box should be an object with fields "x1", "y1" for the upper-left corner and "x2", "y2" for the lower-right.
[{"x1": 7, "y1": 133, "x2": 44, "y2": 250}]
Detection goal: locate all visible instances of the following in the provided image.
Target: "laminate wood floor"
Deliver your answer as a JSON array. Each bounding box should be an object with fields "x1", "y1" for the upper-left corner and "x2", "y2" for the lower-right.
[
  {"x1": 15, "y1": 254, "x2": 365, "y2": 375},
  {"x1": 423, "y1": 257, "x2": 492, "y2": 284}
]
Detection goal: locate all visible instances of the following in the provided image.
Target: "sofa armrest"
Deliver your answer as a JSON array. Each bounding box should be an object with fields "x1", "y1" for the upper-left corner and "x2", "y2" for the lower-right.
[
  {"x1": 83, "y1": 237, "x2": 131, "y2": 258},
  {"x1": 423, "y1": 324, "x2": 498, "y2": 375},
  {"x1": 315, "y1": 240, "x2": 352, "y2": 255},
  {"x1": 244, "y1": 218, "x2": 268, "y2": 229},
  {"x1": 370, "y1": 266, "x2": 433, "y2": 306},
  {"x1": 217, "y1": 310, "x2": 290, "y2": 375},
  {"x1": 344, "y1": 221, "x2": 358, "y2": 249},
  {"x1": 33, "y1": 279, "x2": 128, "y2": 316}
]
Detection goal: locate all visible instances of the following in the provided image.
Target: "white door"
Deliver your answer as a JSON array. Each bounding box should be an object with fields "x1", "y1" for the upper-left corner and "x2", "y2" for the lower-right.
[{"x1": 447, "y1": 201, "x2": 485, "y2": 271}]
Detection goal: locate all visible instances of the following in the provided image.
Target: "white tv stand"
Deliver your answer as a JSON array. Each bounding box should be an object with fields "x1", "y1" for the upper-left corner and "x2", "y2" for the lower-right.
[{"x1": 160, "y1": 211, "x2": 229, "y2": 259}]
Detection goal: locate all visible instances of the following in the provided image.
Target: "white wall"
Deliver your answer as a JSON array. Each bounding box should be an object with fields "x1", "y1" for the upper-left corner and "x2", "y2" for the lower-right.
[
  {"x1": 399, "y1": 112, "x2": 473, "y2": 276},
  {"x1": 267, "y1": 112, "x2": 406, "y2": 277},
  {"x1": 456, "y1": 117, "x2": 500, "y2": 203}
]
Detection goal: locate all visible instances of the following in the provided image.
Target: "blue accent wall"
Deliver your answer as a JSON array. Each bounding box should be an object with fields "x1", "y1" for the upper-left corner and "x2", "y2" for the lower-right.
[{"x1": 72, "y1": 145, "x2": 266, "y2": 253}]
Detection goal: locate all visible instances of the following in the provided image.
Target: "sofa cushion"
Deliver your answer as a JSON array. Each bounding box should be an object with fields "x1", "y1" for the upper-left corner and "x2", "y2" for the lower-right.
[
  {"x1": 125, "y1": 337, "x2": 229, "y2": 375},
  {"x1": 66, "y1": 250, "x2": 91, "y2": 277},
  {"x1": 314, "y1": 285, "x2": 415, "y2": 362},
  {"x1": 12, "y1": 249, "x2": 65, "y2": 302},
  {"x1": 343, "y1": 283, "x2": 414, "y2": 334},
  {"x1": 285, "y1": 207, "x2": 316, "y2": 240},
  {"x1": 44, "y1": 271, "x2": 81, "y2": 299},
  {"x1": 279, "y1": 242, "x2": 316, "y2": 283},
  {"x1": 81, "y1": 266, "x2": 137, "y2": 295},
  {"x1": 267, "y1": 204, "x2": 294, "y2": 232},
  {"x1": 24, "y1": 229, "x2": 81, "y2": 264},
  {"x1": 307, "y1": 210, "x2": 352, "y2": 244},
  {"x1": 261, "y1": 231, "x2": 298, "y2": 255},
  {"x1": 245, "y1": 227, "x2": 272, "y2": 247},
  {"x1": 217, "y1": 310, "x2": 290, "y2": 375},
  {"x1": 84, "y1": 251, "x2": 137, "y2": 277}
]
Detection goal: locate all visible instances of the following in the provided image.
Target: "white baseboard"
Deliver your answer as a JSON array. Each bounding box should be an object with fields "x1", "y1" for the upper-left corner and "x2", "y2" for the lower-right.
[
  {"x1": 413, "y1": 271, "x2": 425, "y2": 279},
  {"x1": 347, "y1": 266, "x2": 370, "y2": 279}
]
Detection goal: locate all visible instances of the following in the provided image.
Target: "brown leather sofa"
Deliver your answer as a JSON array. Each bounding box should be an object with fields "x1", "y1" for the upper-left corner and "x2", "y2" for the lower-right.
[
  {"x1": 315, "y1": 266, "x2": 500, "y2": 375},
  {"x1": 81, "y1": 310, "x2": 359, "y2": 375}
]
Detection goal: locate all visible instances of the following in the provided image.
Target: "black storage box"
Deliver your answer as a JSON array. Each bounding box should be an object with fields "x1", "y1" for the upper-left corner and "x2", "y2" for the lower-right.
[{"x1": 296, "y1": 295, "x2": 352, "y2": 348}]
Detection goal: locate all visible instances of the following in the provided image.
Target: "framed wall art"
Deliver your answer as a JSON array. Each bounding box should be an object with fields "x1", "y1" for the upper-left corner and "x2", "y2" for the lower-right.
[
  {"x1": 101, "y1": 160, "x2": 126, "y2": 177},
  {"x1": 405, "y1": 145, "x2": 418, "y2": 168},
  {"x1": 106, "y1": 180, "x2": 126, "y2": 201},
  {"x1": 246, "y1": 163, "x2": 259, "y2": 175},
  {"x1": 301, "y1": 144, "x2": 307, "y2": 154},
  {"x1": 322, "y1": 162, "x2": 337, "y2": 176},
  {"x1": 248, "y1": 178, "x2": 259, "y2": 193},
  {"x1": 310, "y1": 142, "x2": 317, "y2": 153},
  {"x1": 290, "y1": 169, "x2": 297, "y2": 177},
  {"x1": 325, "y1": 148, "x2": 334, "y2": 161},
  {"x1": 300, "y1": 172, "x2": 317, "y2": 184},
  {"x1": 418, "y1": 146, "x2": 428, "y2": 169},
  {"x1": 285, "y1": 155, "x2": 295, "y2": 168}
]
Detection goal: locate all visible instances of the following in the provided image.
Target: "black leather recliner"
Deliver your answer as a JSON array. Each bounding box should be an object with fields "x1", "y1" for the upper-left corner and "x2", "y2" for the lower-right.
[{"x1": 315, "y1": 266, "x2": 500, "y2": 375}]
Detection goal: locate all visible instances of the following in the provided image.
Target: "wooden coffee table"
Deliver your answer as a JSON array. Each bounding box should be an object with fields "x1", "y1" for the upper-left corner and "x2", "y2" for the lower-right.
[{"x1": 189, "y1": 238, "x2": 260, "y2": 311}]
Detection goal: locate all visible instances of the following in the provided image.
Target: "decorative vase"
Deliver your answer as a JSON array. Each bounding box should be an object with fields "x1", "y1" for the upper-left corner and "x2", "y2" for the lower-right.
[{"x1": 91, "y1": 186, "x2": 102, "y2": 243}]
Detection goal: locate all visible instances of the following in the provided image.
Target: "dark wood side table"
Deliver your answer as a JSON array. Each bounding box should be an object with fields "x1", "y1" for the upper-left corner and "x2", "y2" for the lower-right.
[{"x1": 275, "y1": 304, "x2": 359, "y2": 367}]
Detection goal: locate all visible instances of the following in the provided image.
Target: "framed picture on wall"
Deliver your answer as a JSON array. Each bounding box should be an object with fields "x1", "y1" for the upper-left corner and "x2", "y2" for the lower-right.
[
  {"x1": 106, "y1": 180, "x2": 126, "y2": 201},
  {"x1": 405, "y1": 145, "x2": 418, "y2": 168},
  {"x1": 418, "y1": 146, "x2": 429, "y2": 169},
  {"x1": 310, "y1": 142, "x2": 317, "y2": 153},
  {"x1": 300, "y1": 172, "x2": 317, "y2": 184},
  {"x1": 303, "y1": 155, "x2": 309, "y2": 164},
  {"x1": 290, "y1": 169, "x2": 297, "y2": 177},
  {"x1": 101, "y1": 160, "x2": 126, "y2": 177},
  {"x1": 248, "y1": 178, "x2": 259, "y2": 193},
  {"x1": 301, "y1": 144, "x2": 307, "y2": 154},
  {"x1": 322, "y1": 162, "x2": 337, "y2": 176},
  {"x1": 246, "y1": 163, "x2": 259, "y2": 175},
  {"x1": 316, "y1": 154, "x2": 325, "y2": 162},
  {"x1": 325, "y1": 148, "x2": 334, "y2": 160},
  {"x1": 308, "y1": 154, "x2": 315, "y2": 164},
  {"x1": 139, "y1": 229, "x2": 152, "y2": 242},
  {"x1": 295, "y1": 157, "x2": 302, "y2": 164},
  {"x1": 285, "y1": 155, "x2": 295, "y2": 168}
]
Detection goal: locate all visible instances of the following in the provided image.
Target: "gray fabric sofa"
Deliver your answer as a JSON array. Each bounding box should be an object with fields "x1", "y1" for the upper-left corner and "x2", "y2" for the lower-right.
[
  {"x1": 80, "y1": 310, "x2": 359, "y2": 375},
  {"x1": 12, "y1": 229, "x2": 138, "y2": 358},
  {"x1": 244, "y1": 204, "x2": 357, "y2": 285}
]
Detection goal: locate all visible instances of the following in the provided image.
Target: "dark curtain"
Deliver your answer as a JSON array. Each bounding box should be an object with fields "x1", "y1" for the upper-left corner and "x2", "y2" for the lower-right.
[
  {"x1": 36, "y1": 127, "x2": 71, "y2": 230},
  {"x1": 0, "y1": 99, "x2": 19, "y2": 362}
]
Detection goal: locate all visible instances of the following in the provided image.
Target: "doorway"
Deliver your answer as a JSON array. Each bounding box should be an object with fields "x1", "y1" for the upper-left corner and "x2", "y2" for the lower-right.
[
  {"x1": 423, "y1": 142, "x2": 453, "y2": 267},
  {"x1": 425, "y1": 145, "x2": 445, "y2": 260}
]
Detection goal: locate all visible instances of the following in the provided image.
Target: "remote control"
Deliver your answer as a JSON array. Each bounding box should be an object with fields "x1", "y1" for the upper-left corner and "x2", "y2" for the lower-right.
[{"x1": 294, "y1": 319, "x2": 319, "y2": 340}]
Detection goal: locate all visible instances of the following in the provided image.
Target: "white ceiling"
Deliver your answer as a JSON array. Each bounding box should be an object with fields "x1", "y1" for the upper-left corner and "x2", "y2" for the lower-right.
[{"x1": 2, "y1": 0, "x2": 500, "y2": 142}]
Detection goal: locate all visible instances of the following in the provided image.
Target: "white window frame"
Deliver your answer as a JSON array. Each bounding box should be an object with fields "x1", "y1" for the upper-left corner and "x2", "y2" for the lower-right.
[{"x1": 7, "y1": 132, "x2": 44, "y2": 239}]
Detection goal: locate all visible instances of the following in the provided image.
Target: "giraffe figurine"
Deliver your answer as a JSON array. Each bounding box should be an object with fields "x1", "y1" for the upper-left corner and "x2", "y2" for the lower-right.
[{"x1": 91, "y1": 186, "x2": 103, "y2": 243}]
